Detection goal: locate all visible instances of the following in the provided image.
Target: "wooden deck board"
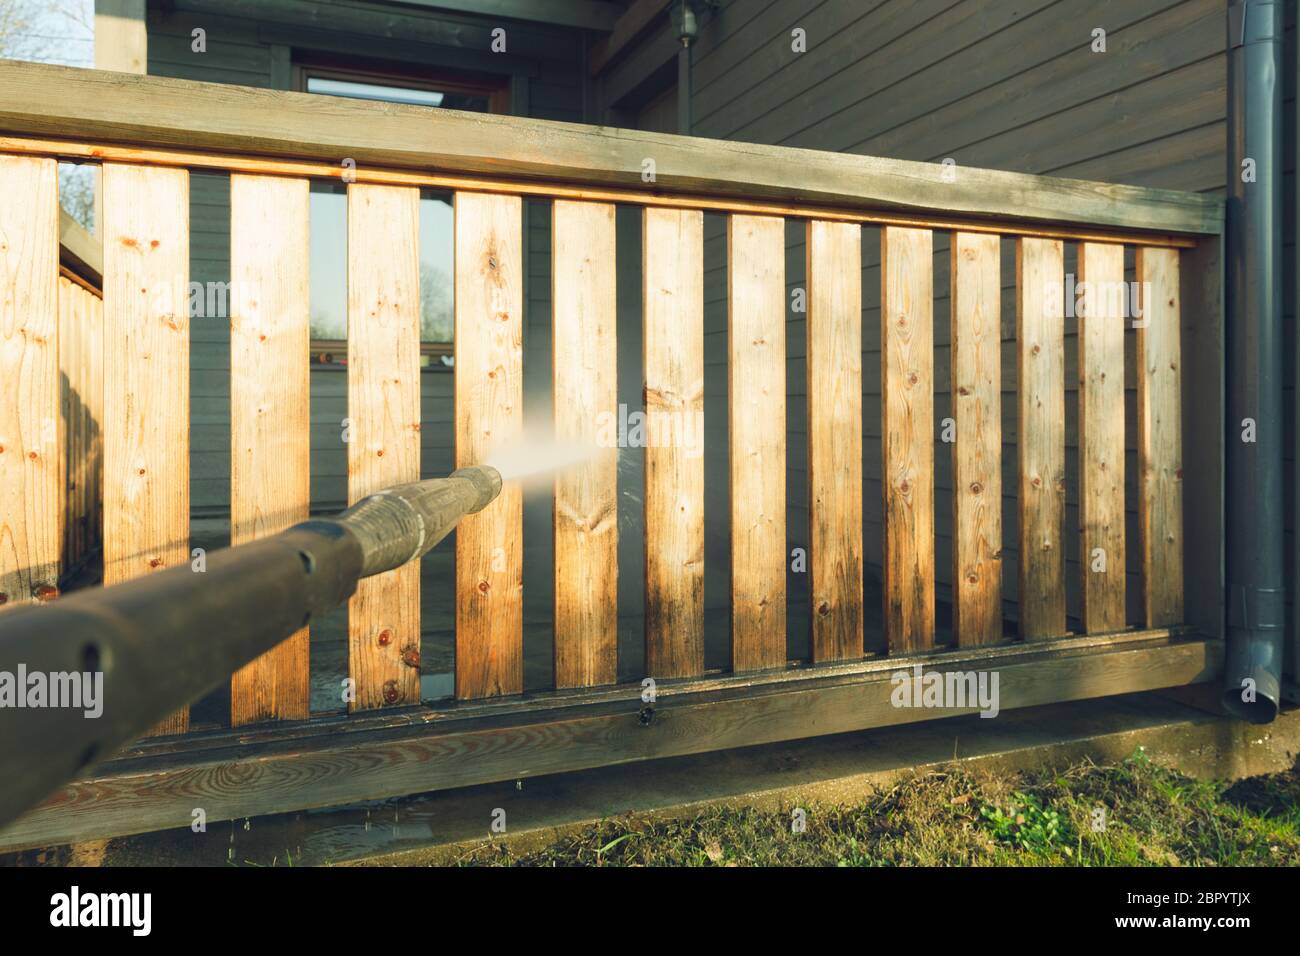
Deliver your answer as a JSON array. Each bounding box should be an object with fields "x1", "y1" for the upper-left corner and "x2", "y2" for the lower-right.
[
  {"x1": 455, "y1": 191, "x2": 524, "y2": 699},
  {"x1": 230, "y1": 174, "x2": 311, "y2": 724},
  {"x1": 101, "y1": 162, "x2": 190, "y2": 736},
  {"x1": 1136, "y1": 246, "x2": 1184, "y2": 627},
  {"x1": 552, "y1": 200, "x2": 618, "y2": 688},
  {"x1": 1016, "y1": 238, "x2": 1067, "y2": 639},
  {"x1": 347, "y1": 183, "x2": 422, "y2": 710},
  {"x1": 643, "y1": 207, "x2": 705, "y2": 679},
  {"x1": 807, "y1": 220, "x2": 864, "y2": 662},
  {"x1": 881, "y1": 226, "x2": 934, "y2": 653},
  {"x1": 729, "y1": 213, "x2": 786, "y2": 672},
  {"x1": 0, "y1": 156, "x2": 60, "y2": 613},
  {"x1": 0, "y1": 631, "x2": 1219, "y2": 852},
  {"x1": 950, "y1": 232, "x2": 1002, "y2": 645},
  {"x1": 1078, "y1": 242, "x2": 1127, "y2": 633}
]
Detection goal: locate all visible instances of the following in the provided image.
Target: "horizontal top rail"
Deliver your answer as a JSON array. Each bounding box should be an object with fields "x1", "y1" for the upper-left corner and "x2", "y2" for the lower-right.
[{"x1": 0, "y1": 60, "x2": 1222, "y2": 242}]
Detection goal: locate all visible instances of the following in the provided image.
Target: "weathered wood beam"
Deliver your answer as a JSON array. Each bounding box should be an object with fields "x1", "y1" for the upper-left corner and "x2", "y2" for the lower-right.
[
  {"x1": 383, "y1": 0, "x2": 619, "y2": 31},
  {"x1": 58, "y1": 209, "x2": 102, "y2": 287},
  {"x1": 94, "y1": 0, "x2": 146, "y2": 74},
  {"x1": 174, "y1": 0, "x2": 584, "y2": 61},
  {"x1": 0, "y1": 631, "x2": 1220, "y2": 851},
  {"x1": 0, "y1": 60, "x2": 1222, "y2": 238},
  {"x1": 590, "y1": 0, "x2": 672, "y2": 76}
]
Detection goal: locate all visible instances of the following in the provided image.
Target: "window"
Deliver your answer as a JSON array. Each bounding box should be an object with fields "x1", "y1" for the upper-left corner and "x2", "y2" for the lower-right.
[{"x1": 298, "y1": 62, "x2": 509, "y2": 362}]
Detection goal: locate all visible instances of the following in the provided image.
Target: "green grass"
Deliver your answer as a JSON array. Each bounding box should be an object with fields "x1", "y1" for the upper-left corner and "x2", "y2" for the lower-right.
[{"x1": 453, "y1": 750, "x2": 1300, "y2": 866}]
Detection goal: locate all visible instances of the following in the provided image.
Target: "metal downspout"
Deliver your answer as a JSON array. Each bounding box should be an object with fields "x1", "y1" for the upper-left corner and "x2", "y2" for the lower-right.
[{"x1": 1224, "y1": 0, "x2": 1285, "y2": 722}]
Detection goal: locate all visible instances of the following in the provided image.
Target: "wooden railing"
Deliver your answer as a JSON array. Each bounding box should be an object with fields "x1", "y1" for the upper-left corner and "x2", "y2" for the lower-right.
[
  {"x1": 0, "y1": 61, "x2": 1225, "y2": 848},
  {"x1": 1, "y1": 188, "x2": 103, "y2": 609}
]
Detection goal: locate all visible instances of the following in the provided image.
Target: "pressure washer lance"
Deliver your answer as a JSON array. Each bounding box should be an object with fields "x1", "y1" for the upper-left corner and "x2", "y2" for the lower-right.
[{"x1": 0, "y1": 465, "x2": 503, "y2": 830}]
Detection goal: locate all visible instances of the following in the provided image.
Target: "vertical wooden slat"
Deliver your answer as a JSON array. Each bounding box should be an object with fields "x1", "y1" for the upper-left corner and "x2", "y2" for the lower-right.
[
  {"x1": 807, "y1": 220, "x2": 863, "y2": 662},
  {"x1": 71, "y1": 283, "x2": 85, "y2": 566},
  {"x1": 63, "y1": 280, "x2": 106, "y2": 564},
  {"x1": 1078, "y1": 241, "x2": 1126, "y2": 633},
  {"x1": 69, "y1": 280, "x2": 90, "y2": 569},
  {"x1": 455, "y1": 191, "x2": 524, "y2": 699},
  {"x1": 230, "y1": 174, "x2": 311, "y2": 724},
  {"x1": 57, "y1": 277, "x2": 75, "y2": 571},
  {"x1": 950, "y1": 232, "x2": 1002, "y2": 645},
  {"x1": 881, "y1": 226, "x2": 934, "y2": 653},
  {"x1": 0, "y1": 156, "x2": 59, "y2": 612},
  {"x1": 102, "y1": 161, "x2": 189, "y2": 735},
  {"x1": 348, "y1": 183, "x2": 422, "y2": 710},
  {"x1": 1136, "y1": 246, "x2": 1184, "y2": 627},
  {"x1": 643, "y1": 207, "x2": 705, "y2": 679},
  {"x1": 729, "y1": 213, "x2": 786, "y2": 672},
  {"x1": 1016, "y1": 238, "x2": 1067, "y2": 639},
  {"x1": 86, "y1": 289, "x2": 104, "y2": 556},
  {"x1": 552, "y1": 199, "x2": 618, "y2": 688}
]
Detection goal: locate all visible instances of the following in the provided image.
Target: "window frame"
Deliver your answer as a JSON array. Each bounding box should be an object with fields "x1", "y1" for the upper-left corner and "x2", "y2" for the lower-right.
[{"x1": 296, "y1": 58, "x2": 510, "y2": 365}]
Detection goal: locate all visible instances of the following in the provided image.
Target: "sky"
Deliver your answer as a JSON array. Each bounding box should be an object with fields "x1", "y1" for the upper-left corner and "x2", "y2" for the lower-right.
[{"x1": 6, "y1": 0, "x2": 94, "y2": 66}]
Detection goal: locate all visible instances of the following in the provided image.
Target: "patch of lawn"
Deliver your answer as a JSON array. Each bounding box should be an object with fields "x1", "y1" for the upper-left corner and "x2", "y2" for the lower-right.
[{"x1": 453, "y1": 750, "x2": 1300, "y2": 867}]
